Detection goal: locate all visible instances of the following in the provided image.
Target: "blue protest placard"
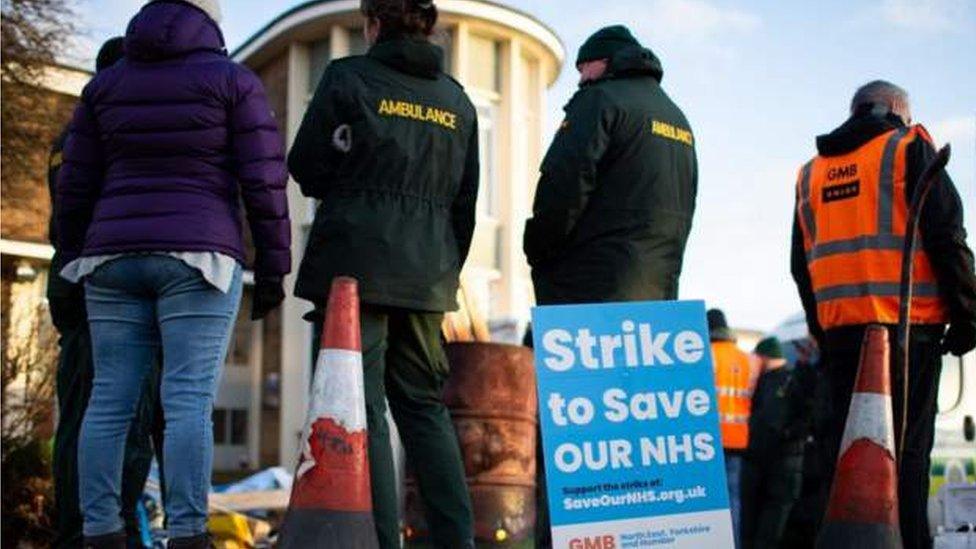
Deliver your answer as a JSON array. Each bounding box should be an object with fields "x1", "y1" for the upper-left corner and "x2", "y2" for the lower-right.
[{"x1": 532, "y1": 300, "x2": 733, "y2": 548}]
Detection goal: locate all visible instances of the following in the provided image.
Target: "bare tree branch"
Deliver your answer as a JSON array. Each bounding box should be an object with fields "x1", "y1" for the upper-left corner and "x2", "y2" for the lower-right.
[{"x1": 1, "y1": 0, "x2": 77, "y2": 188}]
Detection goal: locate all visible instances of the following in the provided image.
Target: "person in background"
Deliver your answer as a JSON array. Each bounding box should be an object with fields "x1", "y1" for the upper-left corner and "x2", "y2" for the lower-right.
[
  {"x1": 48, "y1": 36, "x2": 164, "y2": 549},
  {"x1": 708, "y1": 308, "x2": 757, "y2": 548},
  {"x1": 791, "y1": 80, "x2": 976, "y2": 549},
  {"x1": 780, "y1": 337, "x2": 831, "y2": 549},
  {"x1": 524, "y1": 26, "x2": 697, "y2": 546},
  {"x1": 56, "y1": 1, "x2": 291, "y2": 547},
  {"x1": 740, "y1": 337, "x2": 810, "y2": 549},
  {"x1": 288, "y1": 0, "x2": 478, "y2": 546}
]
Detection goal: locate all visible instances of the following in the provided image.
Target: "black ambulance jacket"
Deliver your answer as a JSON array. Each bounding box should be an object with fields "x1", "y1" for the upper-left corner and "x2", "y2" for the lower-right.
[
  {"x1": 524, "y1": 45, "x2": 698, "y2": 305},
  {"x1": 289, "y1": 39, "x2": 479, "y2": 311}
]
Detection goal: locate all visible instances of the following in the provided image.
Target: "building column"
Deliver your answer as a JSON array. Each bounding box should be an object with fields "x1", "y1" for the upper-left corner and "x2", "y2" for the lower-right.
[
  {"x1": 452, "y1": 21, "x2": 470, "y2": 83},
  {"x1": 520, "y1": 56, "x2": 547, "y2": 318},
  {"x1": 498, "y1": 38, "x2": 526, "y2": 324},
  {"x1": 247, "y1": 319, "x2": 265, "y2": 468},
  {"x1": 279, "y1": 41, "x2": 312, "y2": 468},
  {"x1": 330, "y1": 25, "x2": 351, "y2": 59}
]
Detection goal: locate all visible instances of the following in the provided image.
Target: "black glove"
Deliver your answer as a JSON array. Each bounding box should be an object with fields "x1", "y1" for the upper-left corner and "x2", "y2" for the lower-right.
[
  {"x1": 942, "y1": 320, "x2": 976, "y2": 357},
  {"x1": 252, "y1": 277, "x2": 285, "y2": 320}
]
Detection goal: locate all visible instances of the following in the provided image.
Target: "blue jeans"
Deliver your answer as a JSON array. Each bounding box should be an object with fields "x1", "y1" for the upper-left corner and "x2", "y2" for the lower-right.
[
  {"x1": 725, "y1": 451, "x2": 743, "y2": 548},
  {"x1": 79, "y1": 256, "x2": 242, "y2": 538}
]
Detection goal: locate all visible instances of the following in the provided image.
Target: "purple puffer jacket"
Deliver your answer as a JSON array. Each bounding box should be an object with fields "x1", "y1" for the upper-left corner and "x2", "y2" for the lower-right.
[{"x1": 56, "y1": 1, "x2": 291, "y2": 279}]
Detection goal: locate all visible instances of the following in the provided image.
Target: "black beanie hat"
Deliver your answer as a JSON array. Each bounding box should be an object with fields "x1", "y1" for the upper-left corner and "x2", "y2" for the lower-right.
[
  {"x1": 707, "y1": 309, "x2": 729, "y2": 331},
  {"x1": 96, "y1": 37, "x2": 126, "y2": 72},
  {"x1": 707, "y1": 309, "x2": 735, "y2": 341},
  {"x1": 577, "y1": 25, "x2": 640, "y2": 65},
  {"x1": 755, "y1": 337, "x2": 786, "y2": 360}
]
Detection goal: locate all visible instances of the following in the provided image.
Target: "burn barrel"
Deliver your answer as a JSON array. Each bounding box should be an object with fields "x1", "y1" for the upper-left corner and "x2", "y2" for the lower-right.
[{"x1": 403, "y1": 342, "x2": 538, "y2": 545}]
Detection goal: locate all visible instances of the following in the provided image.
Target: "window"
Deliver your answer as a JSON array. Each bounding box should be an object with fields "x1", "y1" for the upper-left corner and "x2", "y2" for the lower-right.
[
  {"x1": 937, "y1": 355, "x2": 964, "y2": 413},
  {"x1": 432, "y1": 27, "x2": 454, "y2": 74},
  {"x1": 308, "y1": 38, "x2": 331, "y2": 96},
  {"x1": 213, "y1": 409, "x2": 227, "y2": 444},
  {"x1": 348, "y1": 29, "x2": 368, "y2": 57},
  {"x1": 227, "y1": 288, "x2": 254, "y2": 366},
  {"x1": 213, "y1": 408, "x2": 248, "y2": 445},
  {"x1": 230, "y1": 409, "x2": 248, "y2": 445}
]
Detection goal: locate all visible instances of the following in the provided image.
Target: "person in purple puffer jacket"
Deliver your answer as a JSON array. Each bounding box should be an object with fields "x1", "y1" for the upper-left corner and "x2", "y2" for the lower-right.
[{"x1": 55, "y1": 1, "x2": 290, "y2": 547}]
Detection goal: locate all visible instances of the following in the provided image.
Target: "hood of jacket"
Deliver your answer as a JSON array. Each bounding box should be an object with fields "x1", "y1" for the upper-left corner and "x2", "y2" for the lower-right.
[
  {"x1": 816, "y1": 109, "x2": 906, "y2": 157},
  {"x1": 368, "y1": 38, "x2": 444, "y2": 79},
  {"x1": 598, "y1": 44, "x2": 664, "y2": 84},
  {"x1": 125, "y1": 1, "x2": 225, "y2": 62}
]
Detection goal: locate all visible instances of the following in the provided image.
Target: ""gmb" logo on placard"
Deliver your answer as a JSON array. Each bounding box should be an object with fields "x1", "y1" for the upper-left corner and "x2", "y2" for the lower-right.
[{"x1": 569, "y1": 535, "x2": 616, "y2": 549}]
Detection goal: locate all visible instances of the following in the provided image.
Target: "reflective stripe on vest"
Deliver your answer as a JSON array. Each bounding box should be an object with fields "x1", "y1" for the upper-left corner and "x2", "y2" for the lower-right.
[
  {"x1": 716, "y1": 387, "x2": 753, "y2": 399},
  {"x1": 796, "y1": 125, "x2": 948, "y2": 329},
  {"x1": 719, "y1": 413, "x2": 750, "y2": 424}
]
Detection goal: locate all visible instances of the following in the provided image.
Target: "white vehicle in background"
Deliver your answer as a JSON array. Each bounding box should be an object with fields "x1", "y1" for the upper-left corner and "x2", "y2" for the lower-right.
[
  {"x1": 929, "y1": 350, "x2": 976, "y2": 543},
  {"x1": 770, "y1": 313, "x2": 976, "y2": 538}
]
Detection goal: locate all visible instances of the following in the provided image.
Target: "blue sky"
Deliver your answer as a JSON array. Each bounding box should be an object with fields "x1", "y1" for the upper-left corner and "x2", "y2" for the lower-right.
[{"x1": 75, "y1": 0, "x2": 975, "y2": 331}]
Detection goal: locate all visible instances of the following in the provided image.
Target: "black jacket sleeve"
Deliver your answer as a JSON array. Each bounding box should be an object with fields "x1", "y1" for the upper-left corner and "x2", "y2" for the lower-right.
[
  {"x1": 288, "y1": 65, "x2": 348, "y2": 199},
  {"x1": 47, "y1": 130, "x2": 68, "y2": 253},
  {"x1": 56, "y1": 93, "x2": 103, "y2": 263},
  {"x1": 46, "y1": 129, "x2": 86, "y2": 331},
  {"x1": 452, "y1": 117, "x2": 479, "y2": 267},
  {"x1": 231, "y1": 67, "x2": 292, "y2": 280},
  {"x1": 906, "y1": 132, "x2": 976, "y2": 330},
  {"x1": 524, "y1": 87, "x2": 614, "y2": 268},
  {"x1": 791, "y1": 204, "x2": 824, "y2": 344}
]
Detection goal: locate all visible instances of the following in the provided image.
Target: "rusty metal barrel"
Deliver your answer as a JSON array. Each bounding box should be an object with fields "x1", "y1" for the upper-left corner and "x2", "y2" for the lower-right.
[{"x1": 403, "y1": 342, "x2": 538, "y2": 544}]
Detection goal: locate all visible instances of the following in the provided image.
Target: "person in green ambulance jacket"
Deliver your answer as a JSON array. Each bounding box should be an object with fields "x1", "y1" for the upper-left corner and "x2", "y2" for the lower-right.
[
  {"x1": 524, "y1": 25, "x2": 698, "y2": 547},
  {"x1": 524, "y1": 25, "x2": 698, "y2": 306},
  {"x1": 287, "y1": 1, "x2": 478, "y2": 547}
]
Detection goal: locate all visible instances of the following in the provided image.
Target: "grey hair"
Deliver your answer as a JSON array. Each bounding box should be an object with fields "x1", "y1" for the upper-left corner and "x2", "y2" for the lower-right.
[{"x1": 850, "y1": 80, "x2": 911, "y2": 119}]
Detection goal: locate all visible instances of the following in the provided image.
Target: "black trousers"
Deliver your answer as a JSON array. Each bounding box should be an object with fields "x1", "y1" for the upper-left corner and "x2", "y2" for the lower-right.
[
  {"x1": 313, "y1": 306, "x2": 473, "y2": 549},
  {"x1": 741, "y1": 452, "x2": 804, "y2": 549},
  {"x1": 821, "y1": 325, "x2": 943, "y2": 549},
  {"x1": 52, "y1": 307, "x2": 163, "y2": 548}
]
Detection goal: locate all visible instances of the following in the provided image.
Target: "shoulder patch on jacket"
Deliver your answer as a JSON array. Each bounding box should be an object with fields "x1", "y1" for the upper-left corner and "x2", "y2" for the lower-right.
[{"x1": 650, "y1": 119, "x2": 694, "y2": 146}]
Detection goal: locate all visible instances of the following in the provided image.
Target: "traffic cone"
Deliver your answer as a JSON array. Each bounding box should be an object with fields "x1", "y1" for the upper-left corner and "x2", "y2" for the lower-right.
[
  {"x1": 816, "y1": 325, "x2": 902, "y2": 548},
  {"x1": 278, "y1": 277, "x2": 379, "y2": 548}
]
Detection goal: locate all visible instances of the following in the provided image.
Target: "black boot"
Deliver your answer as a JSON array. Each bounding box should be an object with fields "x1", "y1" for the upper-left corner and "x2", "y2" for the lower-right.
[
  {"x1": 167, "y1": 533, "x2": 212, "y2": 549},
  {"x1": 84, "y1": 531, "x2": 127, "y2": 549}
]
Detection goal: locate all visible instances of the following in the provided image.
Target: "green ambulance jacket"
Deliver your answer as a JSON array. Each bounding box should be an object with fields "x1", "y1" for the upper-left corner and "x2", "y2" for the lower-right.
[
  {"x1": 289, "y1": 39, "x2": 479, "y2": 312},
  {"x1": 524, "y1": 45, "x2": 698, "y2": 305}
]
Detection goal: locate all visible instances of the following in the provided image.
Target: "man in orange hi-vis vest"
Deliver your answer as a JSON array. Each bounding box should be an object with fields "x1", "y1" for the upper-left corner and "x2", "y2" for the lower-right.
[
  {"x1": 709, "y1": 308, "x2": 759, "y2": 548},
  {"x1": 791, "y1": 80, "x2": 976, "y2": 549}
]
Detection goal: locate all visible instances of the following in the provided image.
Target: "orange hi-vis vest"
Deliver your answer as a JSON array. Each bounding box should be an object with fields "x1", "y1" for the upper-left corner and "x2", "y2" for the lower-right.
[
  {"x1": 711, "y1": 340, "x2": 754, "y2": 451},
  {"x1": 796, "y1": 125, "x2": 949, "y2": 330}
]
